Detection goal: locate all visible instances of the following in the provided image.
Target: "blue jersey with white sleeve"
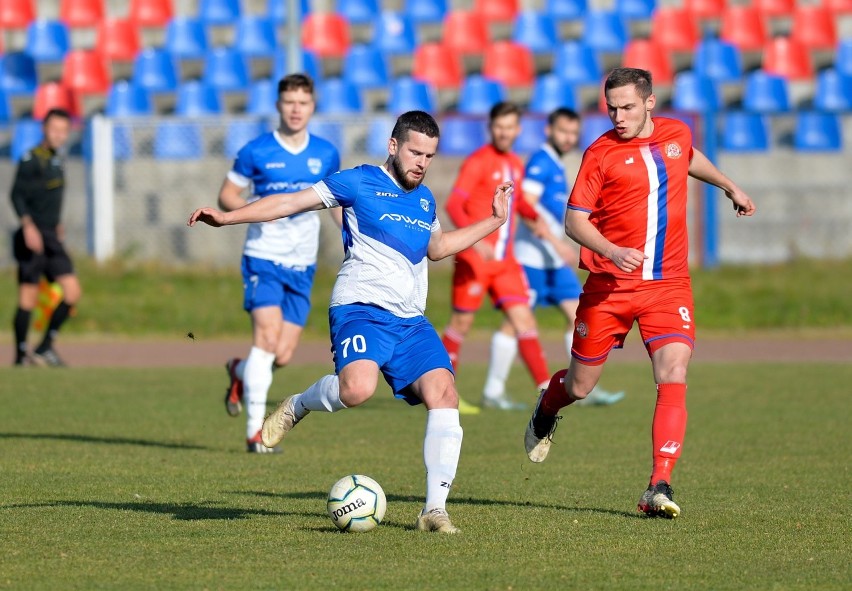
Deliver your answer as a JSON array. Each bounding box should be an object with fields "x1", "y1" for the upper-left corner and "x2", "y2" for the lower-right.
[
  {"x1": 229, "y1": 131, "x2": 340, "y2": 266},
  {"x1": 312, "y1": 165, "x2": 440, "y2": 318}
]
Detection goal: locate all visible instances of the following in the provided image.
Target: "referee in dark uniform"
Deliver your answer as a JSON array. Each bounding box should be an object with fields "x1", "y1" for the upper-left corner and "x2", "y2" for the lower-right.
[{"x1": 10, "y1": 108, "x2": 81, "y2": 367}]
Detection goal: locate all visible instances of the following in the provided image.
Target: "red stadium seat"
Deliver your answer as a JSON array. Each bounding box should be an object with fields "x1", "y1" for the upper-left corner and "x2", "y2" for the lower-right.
[
  {"x1": 622, "y1": 39, "x2": 673, "y2": 84},
  {"x1": 791, "y1": 5, "x2": 837, "y2": 51},
  {"x1": 33, "y1": 81, "x2": 80, "y2": 119},
  {"x1": 129, "y1": 0, "x2": 173, "y2": 27},
  {"x1": 823, "y1": 0, "x2": 852, "y2": 15},
  {"x1": 474, "y1": 0, "x2": 519, "y2": 22},
  {"x1": 96, "y1": 19, "x2": 141, "y2": 62},
  {"x1": 685, "y1": 0, "x2": 726, "y2": 20},
  {"x1": 301, "y1": 12, "x2": 350, "y2": 58},
  {"x1": 0, "y1": 0, "x2": 36, "y2": 28},
  {"x1": 443, "y1": 10, "x2": 490, "y2": 55},
  {"x1": 651, "y1": 7, "x2": 699, "y2": 52},
  {"x1": 412, "y1": 42, "x2": 463, "y2": 89},
  {"x1": 763, "y1": 36, "x2": 814, "y2": 80},
  {"x1": 720, "y1": 5, "x2": 767, "y2": 52},
  {"x1": 754, "y1": 0, "x2": 794, "y2": 18},
  {"x1": 62, "y1": 49, "x2": 110, "y2": 93},
  {"x1": 482, "y1": 40, "x2": 534, "y2": 87},
  {"x1": 60, "y1": 0, "x2": 104, "y2": 27}
]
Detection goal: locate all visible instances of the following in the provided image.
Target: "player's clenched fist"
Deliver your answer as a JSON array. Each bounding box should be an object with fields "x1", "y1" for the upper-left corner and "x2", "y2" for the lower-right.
[
  {"x1": 188, "y1": 207, "x2": 228, "y2": 227},
  {"x1": 608, "y1": 245, "x2": 647, "y2": 273}
]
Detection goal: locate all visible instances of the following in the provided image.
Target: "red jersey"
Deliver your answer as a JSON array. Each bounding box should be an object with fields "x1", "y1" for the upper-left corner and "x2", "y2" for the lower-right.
[
  {"x1": 446, "y1": 144, "x2": 537, "y2": 262},
  {"x1": 568, "y1": 117, "x2": 694, "y2": 281}
]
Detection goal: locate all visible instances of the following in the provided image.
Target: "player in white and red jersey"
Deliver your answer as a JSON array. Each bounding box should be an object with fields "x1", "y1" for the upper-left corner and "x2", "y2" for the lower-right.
[{"x1": 524, "y1": 68, "x2": 756, "y2": 518}]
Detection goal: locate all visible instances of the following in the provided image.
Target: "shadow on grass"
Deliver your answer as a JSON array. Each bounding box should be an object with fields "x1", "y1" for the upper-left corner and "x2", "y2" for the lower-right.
[{"x1": 0, "y1": 432, "x2": 210, "y2": 451}]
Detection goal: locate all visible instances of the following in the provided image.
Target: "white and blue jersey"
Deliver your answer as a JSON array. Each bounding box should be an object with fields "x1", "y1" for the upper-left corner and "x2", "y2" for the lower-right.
[{"x1": 229, "y1": 130, "x2": 340, "y2": 267}]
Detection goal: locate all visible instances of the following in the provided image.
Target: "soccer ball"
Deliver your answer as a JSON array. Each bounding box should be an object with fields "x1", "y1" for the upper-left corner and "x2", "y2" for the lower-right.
[{"x1": 326, "y1": 474, "x2": 387, "y2": 532}]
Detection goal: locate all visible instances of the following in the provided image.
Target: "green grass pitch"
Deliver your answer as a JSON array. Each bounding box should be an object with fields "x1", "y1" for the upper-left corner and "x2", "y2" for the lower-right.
[{"x1": 1, "y1": 362, "x2": 849, "y2": 590}]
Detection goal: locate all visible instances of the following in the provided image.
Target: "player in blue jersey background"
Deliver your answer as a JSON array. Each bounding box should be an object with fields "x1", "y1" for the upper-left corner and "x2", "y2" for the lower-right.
[
  {"x1": 215, "y1": 74, "x2": 341, "y2": 453},
  {"x1": 189, "y1": 111, "x2": 512, "y2": 533}
]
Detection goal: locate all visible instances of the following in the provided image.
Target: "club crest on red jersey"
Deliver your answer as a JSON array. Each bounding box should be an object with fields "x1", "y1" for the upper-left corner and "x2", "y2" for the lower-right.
[
  {"x1": 665, "y1": 142, "x2": 682, "y2": 159},
  {"x1": 576, "y1": 321, "x2": 588, "y2": 338}
]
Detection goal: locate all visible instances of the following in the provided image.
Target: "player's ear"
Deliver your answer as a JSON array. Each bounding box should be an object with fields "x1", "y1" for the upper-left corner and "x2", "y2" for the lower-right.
[
  {"x1": 387, "y1": 137, "x2": 398, "y2": 157},
  {"x1": 646, "y1": 94, "x2": 657, "y2": 111}
]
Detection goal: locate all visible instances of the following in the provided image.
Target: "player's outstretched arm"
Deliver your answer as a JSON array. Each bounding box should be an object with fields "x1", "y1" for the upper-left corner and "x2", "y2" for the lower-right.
[
  {"x1": 688, "y1": 149, "x2": 757, "y2": 217},
  {"x1": 188, "y1": 186, "x2": 327, "y2": 228},
  {"x1": 565, "y1": 208, "x2": 646, "y2": 273},
  {"x1": 427, "y1": 181, "x2": 512, "y2": 261}
]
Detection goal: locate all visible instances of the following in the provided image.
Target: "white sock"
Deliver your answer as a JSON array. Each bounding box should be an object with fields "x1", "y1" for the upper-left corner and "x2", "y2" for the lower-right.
[
  {"x1": 235, "y1": 358, "x2": 247, "y2": 381},
  {"x1": 423, "y1": 408, "x2": 463, "y2": 512},
  {"x1": 483, "y1": 331, "x2": 518, "y2": 400},
  {"x1": 292, "y1": 374, "x2": 346, "y2": 417},
  {"x1": 564, "y1": 330, "x2": 574, "y2": 359},
  {"x1": 244, "y1": 346, "x2": 275, "y2": 439}
]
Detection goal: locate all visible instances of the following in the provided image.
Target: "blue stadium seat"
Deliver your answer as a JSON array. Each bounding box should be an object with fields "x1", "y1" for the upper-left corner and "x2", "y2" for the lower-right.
[
  {"x1": 512, "y1": 11, "x2": 559, "y2": 54},
  {"x1": 343, "y1": 45, "x2": 389, "y2": 89},
  {"x1": 225, "y1": 118, "x2": 266, "y2": 158},
  {"x1": 438, "y1": 116, "x2": 486, "y2": 156},
  {"x1": 372, "y1": 12, "x2": 418, "y2": 56},
  {"x1": 693, "y1": 38, "x2": 743, "y2": 83},
  {"x1": 366, "y1": 116, "x2": 394, "y2": 157},
  {"x1": 743, "y1": 70, "x2": 790, "y2": 113},
  {"x1": 528, "y1": 74, "x2": 578, "y2": 114},
  {"x1": 0, "y1": 52, "x2": 38, "y2": 95},
  {"x1": 133, "y1": 47, "x2": 178, "y2": 93},
  {"x1": 581, "y1": 11, "x2": 628, "y2": 53},
  {"x1": 308, "y1": 119, "x2": 344, "y2": 152},
  {"x1": 246, "y1": 78, "x2": 278, "y2": 116},
  {"x1": 671, "y1": 71, "x2": 721, "y2": 112},
  {"x1": 273, "y1": 50, "x2": 322, "y2": 82},
  {"x1": 267, "y1": 0, "x2": 311, "y2": 22},
  {"x1": 203, "y1": 47, "x2": 250, "y2": 92},
  {"x1": 106, "y1": 81, "x2": 152, "y2": 116},
  {"x1": 387, "y1": 76, "x2": 435, "y2": 113},
  {"x1": 339, "y1": 0, "x2": 380, "y2": 25},
  {"x1": 403, "y1": 0, "x2": 447, "y2": 23},
  {"x1": 554, "y1": 40, "x2": 601, "y2": 85},
  {"x1": 12, "y1": 119, "x2": 43, "y2": 161},
  {"x1": 25, "y1": 20, "x2": 70, "y2": 63},
  {"x1": 234, "y1": 16, "x2": 277, "y2": 58},
  {"x1": 615, "y1": 0, "x2": 656, "y2": 20},
  {"x1": 813, "y1": 68, "x2": 852, "y2": 112},
  {"x1": 317, "y1": 78, "x2": 363, "y2": 113},
  {"x1": 720, "y1": 111, "x2": 769, "y2": 151},
  {"x1": 457, "y1": 74, "x2": 506, "y2": 115},
  {"x1": 0, "y1": 90, "x2": 9, "y2": 123},
  {"x1": 514, "y1": 115, "x2": 547, "y2": 154},
  {"x1": 837, "y1": 38, "x2": 852, "y2": 78},
  {"x1": 199, "y1": 0, "x2": 241, "y2": 25},
  {"x1": 154, "y1": 121, "x2": 204, "y2": 159},
  {"x1": 579, "y1": 114, "x2": 613, "y2": 150},
  {"x1": 165, "y1": 18, "x2": 209, "y2": 60},
  {"x1": 793, "y1": 111, "x2": 842, "y2": 151},
  {"x1": 175, "y1": 81, "x2": 222, "y2": 116},
  {"x1": 546, "y1": 0, "x2": 587, "y2": 21}
]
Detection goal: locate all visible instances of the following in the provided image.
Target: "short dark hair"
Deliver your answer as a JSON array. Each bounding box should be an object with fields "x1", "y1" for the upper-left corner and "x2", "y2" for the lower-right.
[
  {"x1": 604, "y1": 68, "x2": 653, "y2": 100},
  {"x1": 277, "y1": 73, "x2": 315, "y2": 96},
  {"x1": 489, "y1": 101, "x2": 522, "y2": 123},
  {"x1": 43, "y1": 108, "x2": 71, "y2": 124},
  {"x1": 391, "y1": 110, "x2": 440, "y2": 144},
  {"x1": 547, "y1": 107, "x2": 580, "y2": 126}
]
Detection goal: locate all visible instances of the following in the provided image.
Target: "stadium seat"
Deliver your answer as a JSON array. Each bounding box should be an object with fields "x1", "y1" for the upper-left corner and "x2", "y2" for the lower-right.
[
  {"x1": 60, "y1": 0, "x2": 104, "y2": 28},
  {"x1": 198, "y1": 0, "x2": 241, "y2": 25},
  {"x1": 762, "y1": 36, "x2": 813, "y2": 81},
  {"x1": 403, "y1": 0, "x2": 447, "y2": 24},
  {"x1": 316, "y1": 78, "x2": 363, "y2": 113},
  {"x1": 793, "y1": 111, "x2": 842, "y2": 151},
  {"x1": 234, "y1": 16, "x2": 278, "y2": 58},
  {"x1": 671, "y1": 70, "x2": 721, "y2": 112},
  {"x1": 621, "y1": 39, "x2": 673, "y2": 85},
  {"x1": 202, "y1": 47, "x2": 250, "y2": 92},
  {"x1": 545, "y1": 0, "x2": 587, "y2": 21},
  {"x1": 482, "y1": 40, "x2": 535, "y2": 87},
  {"x1": 813, "y1": 68, "x2": 852, "y2": 112},
  {"x1": 224, "y1": 118, "x2": 266, "y2": 157},
  {"x1": 754, "y1": 0, "x2": 794, "y2": 18},
  {"x1": 0, "y1": 91, "x2": 9, "y2": 123},
  {"x1": 719, "y1": 111, "x2": 769, "y2": 151},
  {"x1": 443, "y1": 10, "x2": 490, "y2": 55},
  {"x1": 32, "y1": 81, "x2": 80, "y2": 119},
  {"x1": 693, "y1": 37, "x2": 743, "y2": 82},
  {"x1": 579, "y1": 113, "x2": 612, "y2": 149},
  {"x1": 12, "y1": 119, "x2": 44, "y2": 161},
  {"x1": 514, "y1": 115, "x2": 547, "y2": 154},
  {"x1": 246, "y1": 78, "x2": 277, "y2": 115},
  {"x1": 554, "y1": 40, "x2": 601, "y2": 85},
  {"x1": 582, "y1": 11, "x2": 628, "y2": 53},
  {"x1": 651, "y1": 7, "x2": 699, "y2": 53},
  {"x1": 371, "y1": 11, "x2": 418, "y2": 56},
  {"x1": 457, "y1": 74, "x2": 506, "y2": 115},
  {"x1": 129, "y1": 0, "x2": 173, "y2": 27},
  {"x1": 685, "y1": 0, "x2": 725, "y2": 20},
  {"x1": 0, "y1": 52, "x2": 38, "y2": 95},
  {"x1": 111, "y1": 124, "x2": 134, "y2": 160},
  {"x1": 615, "y1": 0, "x2": 656, "y2": 20},
  {"x1": 153, "y1": 120, "x2": 203, "y2": 159},
  {"x1": 366, "y1": 116, "x2": 394, "y2": 156},
  {"x1": 174, "y1": 80, "x2": 221, "y2": 116},
  {"x1": 96, "y1": 18, "x2": 141, "y2": 62},
  {"x1": 273, "y1": 50, "x2": 322, "y2": 82},
  {"x1": 308, "y1": 119, "x2": 344, "y2": 152},
  {"x1": 438, "y1": 116, "x2": 487, "y2": 156},
  {"x1": 742, "y1": 70, "x2": 790, "y2": 113},
  {"x1": 302, "y1": 13, "x2": 350, "y2": 58},
  {"x1": 413, "y1": 42, "x2": 463, "y2": 89},
  {"x1": 528, "y1": 74, "x2": 578, "y2": 114},
  {"x1": 25, "y1": 20, "x2": 70, "y2": 63},
  {"x1": 387, "y1": 76, "x2": 435, "y2": 114},
  {"x1": 720, "y1": 5, "x2": 767, "y2": 52},
  {"x1": 132, "y1": 47, "x2": 178, "y2": 93},
  {"x1": 0, "y1": 0, "x2": 36, "y2": 29},
  {"x1": 837, "y1": 39, "x2": 852, "y2": 77},
  {"x1": 342, "y1": 44, "x2": 389, "y2": 89},
  {"x1": 474, "y1": 0, "x2": 519, "y2": 22},
  {"x1": 338, "y1": 0, "x2": 379, "y2": 25},
  {"x1": 105, "y1": 80, "x2": 152, "y2": 116},
  {"x1": 790, "y1": 5, "x2": 837, "y2": 51},
  {"x1": 165, "y1": 18, "x2": 209, "y2": 60},
  {"x1": 267, "y1": 0, "x2": 311, "y2": 22},
  {"x1": 512, "y1": 10, "x2": 559, "y2": 54}
]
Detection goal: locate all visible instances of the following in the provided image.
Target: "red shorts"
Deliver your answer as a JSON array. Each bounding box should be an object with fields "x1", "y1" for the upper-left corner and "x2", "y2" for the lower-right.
[
  {"x1": 451, "y1": 253, "x2": 530, "y2": 312},
  {"x1": 571, "y1": 276, "x2": 695, "y2": 365}
]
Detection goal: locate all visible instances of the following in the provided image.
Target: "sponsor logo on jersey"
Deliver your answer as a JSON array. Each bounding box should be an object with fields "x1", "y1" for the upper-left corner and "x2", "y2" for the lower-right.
[
  {"x1": 625, "y1": 156, "x2": 634, "y2": 165},
  {"x1": 262, "y1": 181, "x2": 313, "y2": 192},
  {"x1": 576, "y1": 321, "x2": 588, "y2": 338},
  {"x1": 376, "y1": 191, "x2": 399, "y2": 197},
  {"x1": 420, "y1": 198, "x2": 429, "y2": 212},
  {"x1": 666, "y1": 142, "x2": 682, "y2": 159},
  {"x1": 265, "y1": 162, "x2": 287, "y2": 169},
  {"x1": 379, "y1": 212, "x2": 431, "y2": 231},
  {"x1": 307, "y1": 157, "x2": 322, "y2": 174}
]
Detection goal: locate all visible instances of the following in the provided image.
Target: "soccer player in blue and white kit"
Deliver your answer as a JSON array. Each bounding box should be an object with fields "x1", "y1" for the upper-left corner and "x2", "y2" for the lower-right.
[
  {"x1": 189, "y1": 111, "x2": 513, "y2": 533},
  {"x1": 217, "y1": 74, "x2": 340, "y2": 452},
  {"x1": 483, "y1": 108, "x2": 625, "y2": 406}
]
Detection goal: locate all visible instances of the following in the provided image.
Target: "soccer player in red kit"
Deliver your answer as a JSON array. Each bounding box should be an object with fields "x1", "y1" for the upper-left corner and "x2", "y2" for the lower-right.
[
  {"x1": 442, "y1": 102, "x2": 552, "y2": 413},
  {"x1": 523, "y1": 68, "x2": 756, "y2": 517}
]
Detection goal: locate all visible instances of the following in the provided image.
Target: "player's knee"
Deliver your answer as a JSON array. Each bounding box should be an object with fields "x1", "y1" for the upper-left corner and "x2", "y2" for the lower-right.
[
  {"x1": 658, "y1": 363, "x2": 688, "y2": 384},
  {"x1": 338, "y1": 377, "x2": 375, "y2": 407},
  {"x1": 274, "y1": 346, "x2": 295, "y2": 367},
  {"x1": 426, "y1": 383, "x2": 458, "y2": 410}
]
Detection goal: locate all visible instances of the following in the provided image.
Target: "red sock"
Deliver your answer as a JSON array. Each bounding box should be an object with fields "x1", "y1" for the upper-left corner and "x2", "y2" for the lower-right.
[
  {"x1": 539, "y1": 369, "x2": 571, "y2": 416},
  {"x1": 651, "y1": 383, "x2": 688, "y2": 485},
  {"x1": 517, "y1": 331, "x2": 550, "y2": 387},
  {"x1": 442, "y1": 328, "x2": 463, "y2": 373}
]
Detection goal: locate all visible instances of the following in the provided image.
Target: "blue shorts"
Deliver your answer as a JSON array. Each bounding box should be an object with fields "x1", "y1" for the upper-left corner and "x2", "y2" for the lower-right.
[
  {"x1": 328, "y1": 303, "x2": 454, "y2": 405},
  {"x1": 241, "y1": 255, "x2": 316, "y2": 327},
  {"x1": 523, "y1": 265, "x2": 583, "y2": 308}
]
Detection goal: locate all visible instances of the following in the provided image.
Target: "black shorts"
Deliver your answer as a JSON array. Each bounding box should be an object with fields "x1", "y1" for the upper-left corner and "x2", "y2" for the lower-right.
[{"x1": 13, "y1": 226, "x2": 74, "y2": 285}]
